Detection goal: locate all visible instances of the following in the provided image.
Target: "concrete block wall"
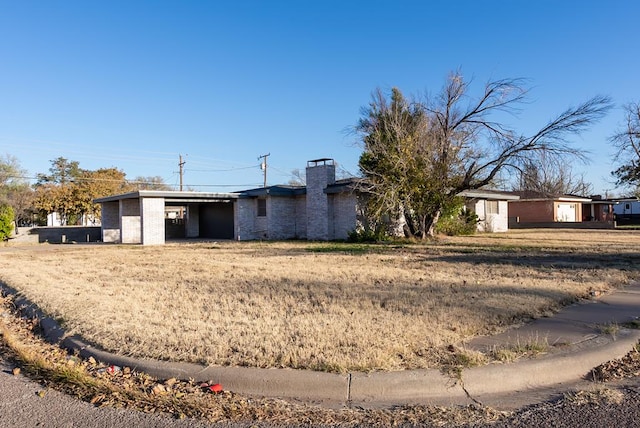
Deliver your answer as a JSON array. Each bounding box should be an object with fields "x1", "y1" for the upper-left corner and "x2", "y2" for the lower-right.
[
  {"x1": 330, "y1": 192, "x2": 358, "y2": 240},
  {"x1": 101, "y1": 201, "x2": 120, "y2": 243},
  {"x1": 141, "y1": 197, "x2": 165, "y2": 245},
  {"x1": 236, "y1": 199, "x2": 257, "y2": 240},
  {"x1": 268, "y1": 196, "x2": 300, "y2": 239},
  {"x1": 186, "y1": 204, "x2": 200, "y2": 238},
  {"x1": 120, "y1": 199, "x2": 141, "y2": 244},
  {"x1": 294, "y1": 196, "x2": 307, "y2": 239}
]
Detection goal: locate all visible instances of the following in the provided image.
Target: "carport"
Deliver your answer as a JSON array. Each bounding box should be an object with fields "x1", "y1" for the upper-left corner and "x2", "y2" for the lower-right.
[{"x1": 95, "y1": 191, "x2": 239, "y2": 245}]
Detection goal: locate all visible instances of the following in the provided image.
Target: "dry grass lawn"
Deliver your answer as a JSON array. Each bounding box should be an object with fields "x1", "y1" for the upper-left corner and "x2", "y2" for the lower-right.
[{"x1": 1, "y1": 229, "x2": 639, "y2": 373}]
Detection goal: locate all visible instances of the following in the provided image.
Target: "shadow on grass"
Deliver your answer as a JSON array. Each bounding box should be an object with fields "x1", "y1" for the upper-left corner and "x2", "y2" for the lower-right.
[{"x1": 423, "y1": 251, "x2": 640, "y2": 273}]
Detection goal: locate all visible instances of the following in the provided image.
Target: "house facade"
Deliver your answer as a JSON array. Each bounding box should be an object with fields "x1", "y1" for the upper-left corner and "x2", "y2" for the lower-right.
[
  {"x1": 96, "y1": 158, "x2": 517, "y2": 245},
  {"x1": 507, "y1": 191, "x2": 591, "y2": 224},
  {"x1": 460, "y1": 190, "x2": 520, "y2": 233},
  {"x1": 507, "y1": 191, "x2": 616, "y2": 228}
]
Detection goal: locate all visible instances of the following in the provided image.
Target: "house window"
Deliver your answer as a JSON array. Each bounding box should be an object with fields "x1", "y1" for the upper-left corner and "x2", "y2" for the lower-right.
[
  {"x1": 486, "y1": 200, "x2": 499, "y2": 215},
  {"x1": 257, "y1": 198, "x2": 267, "y2": 217}
]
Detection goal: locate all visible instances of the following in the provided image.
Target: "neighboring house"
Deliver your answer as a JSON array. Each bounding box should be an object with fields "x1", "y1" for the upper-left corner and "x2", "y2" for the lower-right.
[
  {"x1": 95, "y1": 158, "x2": 518, "y2": 245},
  {"x1": 583, "y1": 195, "x2": 616, "y2": 223},
  {"x1": 46, "y1": 211, "x2": 99, "y2": 227},
  {"x1": 507, "y1": 191, "x2": 615, "y2": 228},
  {"x1": 459, "y1": 190, "x2": 520, "y2": 233}
]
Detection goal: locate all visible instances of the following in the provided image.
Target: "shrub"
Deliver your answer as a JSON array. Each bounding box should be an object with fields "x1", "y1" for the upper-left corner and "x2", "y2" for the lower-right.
[
  {"x1": 347, "y1": 227, "x2": 389, "y2": 243},
  {"x1": 436, "y1": 208, "x2": 478, "y2": 236},
  {"x1": 0, "y1": 204, "x2": 15, "y2": 241}
]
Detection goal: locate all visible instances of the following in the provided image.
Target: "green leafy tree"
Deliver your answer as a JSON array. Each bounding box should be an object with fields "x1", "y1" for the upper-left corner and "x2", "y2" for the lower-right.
[
  {"x1": 611, "y1": 102, "x2": 640, "y2": 195},
  {"x1": 0, "y1": 204, "x2": 14, "y2": 240},
  {"x1": 0, "y1": 155, "x2": 35, "y2": 225},
  {"x1": 74, "y1": 168, "x2": 133, "y2": 222},
  {"x1": 34, "y1": 157, "x2": 83, "y2": 224},
  {"x1": 34, "y1": 158, "x2": 133, "y2": 225},
  {"x1": 356, "y1": 72, "x2": 612, "y2": 238}
]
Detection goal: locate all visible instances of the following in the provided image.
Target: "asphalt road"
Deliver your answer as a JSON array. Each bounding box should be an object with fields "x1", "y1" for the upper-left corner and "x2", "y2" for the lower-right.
[
  {"x1": 3, "y1": 356, "x2": 640, "y2": 427},
  {"x1": 488, "y1": 383, "x2": 640, "y2": 428},
  {"x1": 0, "y1": 359, "x2": 214, "y2": 428}
]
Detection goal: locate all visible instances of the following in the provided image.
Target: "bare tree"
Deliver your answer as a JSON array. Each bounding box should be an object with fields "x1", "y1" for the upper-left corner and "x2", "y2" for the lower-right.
[
  {"x1": 515, "y1": 152, "x2": 593, "y2": 196},
  {"x1": 287, "y1": 169, "x2": 306, "y2": 186},
  {"x1": 610, "y1": 102, "x2": 640, "y2": 195},
  {"x1": 130, "y1": 176, "x2": 172, "y2": 191},
  {"x1": 357, "y1": 71, "x2": 612, "y2": 238}
]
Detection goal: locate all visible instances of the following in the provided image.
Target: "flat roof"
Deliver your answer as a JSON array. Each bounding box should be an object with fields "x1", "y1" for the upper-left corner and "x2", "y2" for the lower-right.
[
  {"x1": 458, "y1": 189, "x2": 521, "y2": 200},
  {"x1": 95, "y1": 190, "x2": 240, "y2": 203}
]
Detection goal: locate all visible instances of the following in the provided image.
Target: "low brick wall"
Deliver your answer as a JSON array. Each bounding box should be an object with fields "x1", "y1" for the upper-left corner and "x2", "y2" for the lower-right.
[
  {"x1": 25, "y1": 227, "x2": 102, "y2": 243},
  {"x1": 508, "y1": 221, "x2": 616, "y2": 230}
]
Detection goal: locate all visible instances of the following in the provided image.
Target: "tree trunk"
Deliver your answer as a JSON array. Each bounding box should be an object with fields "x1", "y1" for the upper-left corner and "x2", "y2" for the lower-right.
[
  {"x1": 419, "y1": 215, "x2": 428, "y2": 239},
  {"x1": 425, "y1": 209, "x2": 442, "y2": 238}
]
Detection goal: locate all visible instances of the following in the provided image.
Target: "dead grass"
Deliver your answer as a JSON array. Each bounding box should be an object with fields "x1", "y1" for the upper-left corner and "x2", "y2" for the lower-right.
[
  {"x1": 1, "y1": 229, "x2": 639, "y2": 373},
  {"x1": 0, "y1": 294, "x2": 508, "y2": 426}
]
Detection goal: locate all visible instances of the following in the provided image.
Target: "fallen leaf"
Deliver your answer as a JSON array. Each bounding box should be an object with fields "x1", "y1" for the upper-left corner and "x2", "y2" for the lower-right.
[
  {"x1": 152, "y1": 384, "x2": 166, "y2": 395},
  {"x1": 12, "y1": 367, "x2": 20, "y2": 376}
]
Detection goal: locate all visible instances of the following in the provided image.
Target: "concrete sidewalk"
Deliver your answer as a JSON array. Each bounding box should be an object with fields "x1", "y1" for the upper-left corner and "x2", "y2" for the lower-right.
[{"x1": 5, "y1": 282, "x2": 640, "y2": 409}]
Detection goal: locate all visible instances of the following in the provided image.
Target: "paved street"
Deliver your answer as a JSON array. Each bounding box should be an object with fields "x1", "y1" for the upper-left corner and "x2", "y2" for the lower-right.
[
  {"x1": 4, "y1": 354, "x2": 640, "y2": 427},
  {"x1": 0, "y1": 359, "x2": 212, "y2": 428}
]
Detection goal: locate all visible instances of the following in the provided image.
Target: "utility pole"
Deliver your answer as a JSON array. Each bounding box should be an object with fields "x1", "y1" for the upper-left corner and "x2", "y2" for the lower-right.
[
  {"x1": 179, "y1": 154, "x2": 186, "y2": 191},
  {"x1": 258, "y1": 153, "x2": 270, "y2": 187}
]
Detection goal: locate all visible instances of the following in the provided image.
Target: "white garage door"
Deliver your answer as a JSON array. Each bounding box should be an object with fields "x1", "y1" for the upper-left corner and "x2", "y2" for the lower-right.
[{"x1": 557, "y1": 203, "x2": 576, "y2": 222}]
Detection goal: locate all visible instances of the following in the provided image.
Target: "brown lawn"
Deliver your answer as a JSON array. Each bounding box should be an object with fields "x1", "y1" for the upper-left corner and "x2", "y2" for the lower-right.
[{"x1": 1, "y1": 229, "x2": 639, "y2": 372}]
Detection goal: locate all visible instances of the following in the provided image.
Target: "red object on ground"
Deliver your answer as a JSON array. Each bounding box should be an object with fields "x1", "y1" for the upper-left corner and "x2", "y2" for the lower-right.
[{"x1": 209, "y1": 383, "x2": 223, "y2": 393}]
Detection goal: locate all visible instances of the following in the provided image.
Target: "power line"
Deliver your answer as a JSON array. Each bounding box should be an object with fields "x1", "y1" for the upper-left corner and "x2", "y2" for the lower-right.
[
  {"x1": 185, "y1": 164, "x2": 260, "y2": 172},
  {"x1": 3, "y1": 174, "x2": 262, "y2": 189}
]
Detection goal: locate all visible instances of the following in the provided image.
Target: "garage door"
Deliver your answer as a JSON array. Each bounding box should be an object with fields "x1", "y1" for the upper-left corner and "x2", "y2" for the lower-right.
[{"x1": 557, "y1": 203, "x2": 576, "y2": 222}]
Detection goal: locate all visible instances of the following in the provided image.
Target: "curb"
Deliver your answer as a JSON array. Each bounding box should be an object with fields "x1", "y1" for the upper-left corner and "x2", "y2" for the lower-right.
[{"x1": 3, "y1": 282, "x2": 640, "y2": 408}]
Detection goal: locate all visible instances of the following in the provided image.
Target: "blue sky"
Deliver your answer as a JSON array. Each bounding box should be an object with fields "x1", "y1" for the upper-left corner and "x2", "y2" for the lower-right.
[{"x1": 1, "y1": 1, "x2": 638, "y2": 195}]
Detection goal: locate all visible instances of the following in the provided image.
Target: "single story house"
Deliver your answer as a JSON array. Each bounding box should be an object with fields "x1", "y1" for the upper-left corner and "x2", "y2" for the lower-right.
[
  {"x1": 459, "y1": 189, "x2": 521, "y2": 233},
  {"x1": 507, "y1": 191, "x2": 616, "y2": 228},
  {"x1": 583, "y1": 195, "x2": 616, "y2": 223},
  {"x1": 95, "y1": 158, "x2": 519, "y2": 245}
]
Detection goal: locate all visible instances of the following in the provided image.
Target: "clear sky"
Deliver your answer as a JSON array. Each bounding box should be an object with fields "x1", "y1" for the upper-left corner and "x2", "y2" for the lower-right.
[{"x1": 1, "y1": 1, "x2": 638, "y2": 195}]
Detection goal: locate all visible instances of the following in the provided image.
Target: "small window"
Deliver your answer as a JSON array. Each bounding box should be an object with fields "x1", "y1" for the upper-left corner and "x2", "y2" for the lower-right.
[
  {"x1": 257, "y1": 198, "x2": 267, "y2": 217},
  {"x1": 486, "y1": 200, "x2": 499, "y2": 215},
  {"x1": 626, "y1": 203, "x2": 631, "y2": 210}
]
